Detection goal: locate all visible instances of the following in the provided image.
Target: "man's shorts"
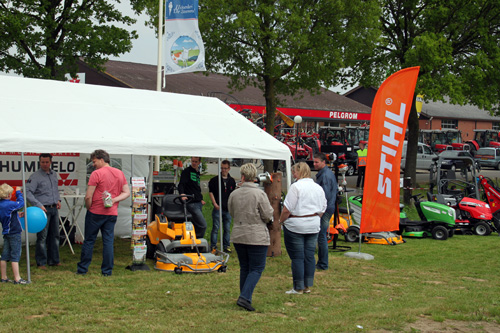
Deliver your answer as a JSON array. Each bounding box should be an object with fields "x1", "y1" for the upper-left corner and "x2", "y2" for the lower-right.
[{"x1": 2, "y1": 233, "x2": 22, "y2": 262}]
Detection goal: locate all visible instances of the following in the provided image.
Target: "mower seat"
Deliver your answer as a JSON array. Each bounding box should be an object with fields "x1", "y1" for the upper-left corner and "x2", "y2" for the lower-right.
[
  {"x1": 339, "y1": 206, "x2": 354, "y2": 215},
  {"x1": 161, "y1": 194, "x2": 192, "y2": 223}
]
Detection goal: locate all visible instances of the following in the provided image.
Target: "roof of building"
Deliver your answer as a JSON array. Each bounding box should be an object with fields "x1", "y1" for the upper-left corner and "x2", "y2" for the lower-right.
[
  {"x1": 94, "y1": 60, "x2": 372, "y2": 114},
  {"x1": 420, "y1": 99, "x2": 500, "y2": 121},
  {"x1": 343, "y1": 84, "x2": 500, "y2": 122}
]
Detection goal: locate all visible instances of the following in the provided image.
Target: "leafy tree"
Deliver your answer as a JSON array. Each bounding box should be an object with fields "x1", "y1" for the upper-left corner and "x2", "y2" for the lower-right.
[
  {"x1": 131, "y1": 0, "x2": 381, "y2": 171},
  {"x1": 356, "y1": 0, "x2": 500, "y2": 203},
  {"x1": 197, "y1": 0, "x2": 380, "y2": 171},
  {"x1": 0, "y1": 0, "x2": 138, "y2": 79}
]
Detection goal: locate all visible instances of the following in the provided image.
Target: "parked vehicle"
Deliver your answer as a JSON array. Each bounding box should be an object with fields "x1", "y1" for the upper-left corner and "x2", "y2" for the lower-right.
[
  {"x1": 318, "y1": 126, "x2": 358, "y2": 175},
  {"x1": 419, "y1": 129, "x2": 469, "y2": 153},
  {"x1": 474, "y1": 147, "x2": 500, "y2": 170},
  {"x1": 435, "y1": 150, "x2": 478, "y2": 172},
  {"x1": 467, "y1": 129, "x2": 500, "y2": 154},
  {"x1": 345, "y1": 125, "x2": 369, "y2": 147},
  {"x1": 428, "y1": 155, "x2": 496, "y2": 236},
  {"x1": 400, "y1": 141, "x2": 437, "y2": 171}
]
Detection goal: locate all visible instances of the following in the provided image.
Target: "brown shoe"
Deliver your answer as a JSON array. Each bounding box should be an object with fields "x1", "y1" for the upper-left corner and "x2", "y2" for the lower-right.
[
  {"x1": 49, "y1": 263, "x2": 61, "y2": 266},
  {"x1": 37, "y1": 265, "x2": 47, "y2": 270}
]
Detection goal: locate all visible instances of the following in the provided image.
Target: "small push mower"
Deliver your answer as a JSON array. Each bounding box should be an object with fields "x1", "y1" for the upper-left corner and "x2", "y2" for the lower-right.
[{"x1": 146, "y1": 194, "x2": 229, "y2": 274}]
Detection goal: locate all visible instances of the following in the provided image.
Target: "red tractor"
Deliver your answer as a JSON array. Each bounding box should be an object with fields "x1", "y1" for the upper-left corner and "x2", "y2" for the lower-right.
[
  {"x1": 318, "y1": 126, "x2": 358, "y2": 175},
  {"x1": 419, "y1": 129, "x2": 470, "y2": 153},
  {"x1": 466, "y1": 129, "x2": 500, "y2": 155},
  {"x1": 275, "y1": 127, "x2": 314, "y2": 163}
]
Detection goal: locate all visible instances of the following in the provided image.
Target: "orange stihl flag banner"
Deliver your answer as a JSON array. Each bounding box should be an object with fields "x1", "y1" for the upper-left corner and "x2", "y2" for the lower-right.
[
  {"x1": 276, "y1": 109, "x2": 295, "y2": 127},
  {"x1": 360, "y1": 67, "x2": 420, "y2": 234}
]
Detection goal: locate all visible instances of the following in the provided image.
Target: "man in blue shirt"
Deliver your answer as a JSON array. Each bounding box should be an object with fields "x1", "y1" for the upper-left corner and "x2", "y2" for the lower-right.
[
  {"x1": 313, "y1": 153, "x2": 338, "y2": 270},
  {"x1": 26, "y1": 153, "x2": 61, "y2": 269}
]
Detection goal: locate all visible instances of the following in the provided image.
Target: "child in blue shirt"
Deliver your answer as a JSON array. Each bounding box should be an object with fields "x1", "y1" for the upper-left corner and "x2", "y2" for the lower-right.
[{"x1": 0, "y1": 183, "x2": 28, "y2": 285}]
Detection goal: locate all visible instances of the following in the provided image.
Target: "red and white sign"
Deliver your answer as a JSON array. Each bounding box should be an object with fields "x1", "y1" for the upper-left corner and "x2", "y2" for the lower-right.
[
  {"x1": 229, "y1": 104, "x2": 371, "y2": 121},
  {"x1": 0, "y1": 152, "x2": 80, "y2": 187}
]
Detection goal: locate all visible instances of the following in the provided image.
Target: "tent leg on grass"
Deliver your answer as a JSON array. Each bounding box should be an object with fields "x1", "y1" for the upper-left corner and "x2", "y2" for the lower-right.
[{"x1": 21, "y1": 152, "x2": 32, "y2": 283}]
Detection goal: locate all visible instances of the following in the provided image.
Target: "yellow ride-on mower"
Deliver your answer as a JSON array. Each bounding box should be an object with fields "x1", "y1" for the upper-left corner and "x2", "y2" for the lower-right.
[{"x1": 146, "y1": 194, "x2": 229, "y2": 274}]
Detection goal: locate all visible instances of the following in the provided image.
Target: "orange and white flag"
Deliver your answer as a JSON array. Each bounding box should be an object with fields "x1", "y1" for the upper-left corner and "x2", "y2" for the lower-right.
[{"x1": 360, "y1": 67, "x2": 420, "y2": 234}]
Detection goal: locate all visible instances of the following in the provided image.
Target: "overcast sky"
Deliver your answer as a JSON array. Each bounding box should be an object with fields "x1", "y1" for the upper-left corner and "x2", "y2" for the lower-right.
[
  {"x1": 110, "y1": 0, "x2": 158, "y2": 65},
  {"x1": 1, "y1": 1, "x2": 349, "y2": 93},
  {"x1": 110, "y1": 1, "x2": 351, "y2": 94}
]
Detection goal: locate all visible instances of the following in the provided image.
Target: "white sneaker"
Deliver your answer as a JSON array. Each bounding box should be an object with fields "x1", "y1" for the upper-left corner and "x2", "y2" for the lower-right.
[{"x1": 285, "y1": 289, "x2": 303, "y2": 295}]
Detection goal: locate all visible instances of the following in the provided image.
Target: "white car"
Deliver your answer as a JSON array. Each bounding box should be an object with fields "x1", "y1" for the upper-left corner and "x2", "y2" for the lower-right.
[{"x1": 400, "y1": 141, "x2": 437, "y2": 171}]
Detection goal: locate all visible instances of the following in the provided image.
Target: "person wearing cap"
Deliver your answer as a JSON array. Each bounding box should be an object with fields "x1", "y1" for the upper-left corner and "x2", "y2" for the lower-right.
[
  {"x1": 26, "y1": 153, "x2": 61, "y2": 269},
  {"x1": 356, "y1": 141, "x2": 368, "y2": 188}
]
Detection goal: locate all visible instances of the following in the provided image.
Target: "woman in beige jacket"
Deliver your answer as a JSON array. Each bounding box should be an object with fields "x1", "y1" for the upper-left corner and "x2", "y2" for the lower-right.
[{"x1": 228, "y1": 163, "x2": 274, "y2": 312}]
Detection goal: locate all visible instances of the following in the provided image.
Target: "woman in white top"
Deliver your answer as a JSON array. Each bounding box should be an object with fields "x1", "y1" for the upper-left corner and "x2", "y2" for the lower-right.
[{"x1": 279, "y1": 162, "x2": 327, "y2": 294}]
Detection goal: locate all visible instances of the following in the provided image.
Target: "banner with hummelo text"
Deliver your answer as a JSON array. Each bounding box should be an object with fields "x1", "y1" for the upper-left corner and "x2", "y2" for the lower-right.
[{"x1": 360, "y1": 67, "x2": 420, "y2": 234}]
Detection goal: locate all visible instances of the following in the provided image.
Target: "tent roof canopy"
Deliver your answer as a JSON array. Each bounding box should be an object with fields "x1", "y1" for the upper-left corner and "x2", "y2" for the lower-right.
[{"x1": 0, "y1": 76, "x2": 291, "y2": 162}]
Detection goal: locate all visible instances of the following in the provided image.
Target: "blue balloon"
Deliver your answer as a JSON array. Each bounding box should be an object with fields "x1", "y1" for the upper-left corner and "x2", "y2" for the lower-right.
[{"x1": 20, "y1": 206, "x2": 48, "y2": 233}]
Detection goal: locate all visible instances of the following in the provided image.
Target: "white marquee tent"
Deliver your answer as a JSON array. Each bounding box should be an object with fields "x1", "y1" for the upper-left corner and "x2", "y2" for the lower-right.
[
  {"x1": 0, "y1": 75, "x2": 292, "y2": 278},
  {"x1": 0, "y1": 75, "x2": 291, "y2": 163}
]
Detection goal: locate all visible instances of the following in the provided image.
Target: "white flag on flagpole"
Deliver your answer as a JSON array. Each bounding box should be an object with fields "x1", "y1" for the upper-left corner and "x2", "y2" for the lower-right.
[{"x1": 164, "y1": 0, "x2": 206, "y2": 75}]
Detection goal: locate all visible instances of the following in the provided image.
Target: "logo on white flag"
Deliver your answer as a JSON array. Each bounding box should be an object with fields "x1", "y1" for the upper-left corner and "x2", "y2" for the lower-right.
[{"x1": 164, "y1": 0, "x2": 206, "y2": 75}]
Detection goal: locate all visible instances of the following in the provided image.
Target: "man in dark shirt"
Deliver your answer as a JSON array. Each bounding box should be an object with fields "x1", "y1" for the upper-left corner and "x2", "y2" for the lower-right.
[
  {"x1": 26, "y1": 153, "x2": 61, "y2": 269},
  {"x1": 178, "y1": 157, "x2": 207, "y2": 239},
  {"x1": 313, "y1": 153, "x2": 338, "y2": 270},
  {"x1": 208, "y1": 160, "x2": 236, "y2": 252}
]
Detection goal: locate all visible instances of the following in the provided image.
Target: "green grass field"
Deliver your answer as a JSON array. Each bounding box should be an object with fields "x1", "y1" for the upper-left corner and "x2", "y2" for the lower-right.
[{"x1": 1, "y1": 193, "x2": 499, "y2": 332}]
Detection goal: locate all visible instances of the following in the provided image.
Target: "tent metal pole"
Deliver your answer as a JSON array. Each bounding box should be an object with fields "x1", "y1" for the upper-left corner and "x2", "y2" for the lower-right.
[
  {"x1": 217, "y1": 158, "x2": 222, "y2": 252},
  {"x1": 147, "y1": 156, "x2": 154, "y2": 223},
  {"x1": 21, "y1": 152, "x2": 31, "y2": 282}
]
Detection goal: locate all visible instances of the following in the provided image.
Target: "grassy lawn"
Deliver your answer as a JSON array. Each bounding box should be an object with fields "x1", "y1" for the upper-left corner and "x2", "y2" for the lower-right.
[{"x1": 1, "y1": 193, "x2": 500, "y2": 332}]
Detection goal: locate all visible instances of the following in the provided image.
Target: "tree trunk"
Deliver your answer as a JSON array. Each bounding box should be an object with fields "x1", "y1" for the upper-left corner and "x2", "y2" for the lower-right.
[
  {"x1": 263, "y1": 77, "x2": 277, "y2": 173},
  {"x1": 403, "y1": 92, "x2": 419, "y2": 205},
  {"x1": 265, "y1": 172, "x2": 282, "y2": 257}
]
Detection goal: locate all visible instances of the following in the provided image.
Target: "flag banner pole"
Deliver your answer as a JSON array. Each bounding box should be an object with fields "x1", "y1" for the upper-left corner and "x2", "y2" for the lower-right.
[{"x1": 157, "y1": 0, "x2": 164, "y2": 92}]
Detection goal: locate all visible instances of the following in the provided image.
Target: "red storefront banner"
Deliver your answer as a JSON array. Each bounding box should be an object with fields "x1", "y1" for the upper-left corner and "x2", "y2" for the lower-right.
[
  {"x1": 360, "y1": 67, "x2": 420, "y2": 234},
  {"x1": 229, "y1": 104, "x2": 371, "y2": 121}
]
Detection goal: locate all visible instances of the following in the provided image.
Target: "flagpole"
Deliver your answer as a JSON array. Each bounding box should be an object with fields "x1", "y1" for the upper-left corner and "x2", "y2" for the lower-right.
[
  {"x1": 154, "y1": 0, "x2": 164, "y2": 173},
  {"x1": 156, "y1": 0, "x2": 163, "y2": 92}
]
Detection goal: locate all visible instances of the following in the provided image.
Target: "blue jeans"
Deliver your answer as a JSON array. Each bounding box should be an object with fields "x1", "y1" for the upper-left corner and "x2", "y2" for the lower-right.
[
  {"x1": 234, "y1": 243, "x2": 268, "y2": 303},
  {"x1": 36, "y1": 206, "x2": 60, "y2": 266},
  {"x1": 284, "y1": 226, "x2": 319, "y2": 291},
  {"x1": 2, "y1": 233, "x2": 22, "y2": 262},
  {"x1": 186, "y1": 202, "x2": 207, "y2": 239},
  {"x1": 210, "y1": 209, "x2": 231, "y2": 250},
  {"x1": 317, "y1": 212, "x2": 332, "y2": 270},
  {"x1": 77, "y1": 211, "x2": 117, "y2": 275}
]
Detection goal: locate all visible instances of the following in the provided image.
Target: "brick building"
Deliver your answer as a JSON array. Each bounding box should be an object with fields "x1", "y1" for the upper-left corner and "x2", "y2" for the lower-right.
[
  {"x1": 75, "y1": 59, "x2": 371, "y2": 132},
  {"x1": 344, "y1": 86, "x2": 500, "y2": 141}
]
